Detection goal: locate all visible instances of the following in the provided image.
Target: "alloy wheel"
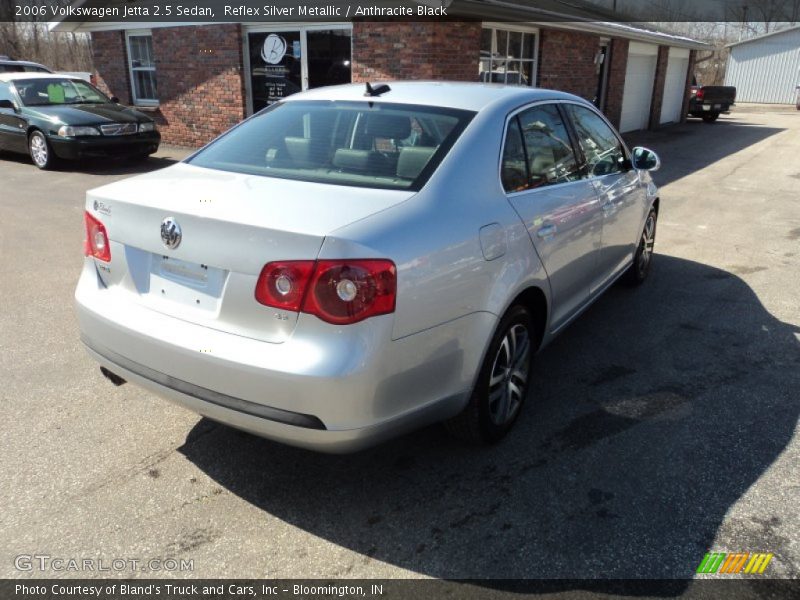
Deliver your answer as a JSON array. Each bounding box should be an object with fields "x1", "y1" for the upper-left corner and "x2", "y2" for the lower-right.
[
  {"x1": 488, "y1": 323, "x2": 530, "y2": 426},
  {"x1": 30, "y1": 133, "x2": 48, "y2": 168},
  {"x1": 638, "y1": 213, "x2": 656, "y2": 275}
]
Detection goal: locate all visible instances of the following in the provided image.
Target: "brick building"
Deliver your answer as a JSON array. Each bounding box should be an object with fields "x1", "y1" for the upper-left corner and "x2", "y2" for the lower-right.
[{"x1": 54, "y1": 17, "x2": 706, "y2": 147}]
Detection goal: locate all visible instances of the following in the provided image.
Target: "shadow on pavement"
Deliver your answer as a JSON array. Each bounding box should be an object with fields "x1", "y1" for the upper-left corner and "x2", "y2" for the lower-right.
[
  {"x1": 623, "y1": 117, "x2": 785, "y2": 188},
  {"x1": 0, "y1": 149, "x2": 185, "y2": 177},
  {"x1": 179, "y1": 255, "x2": 800, "y2": 589}
]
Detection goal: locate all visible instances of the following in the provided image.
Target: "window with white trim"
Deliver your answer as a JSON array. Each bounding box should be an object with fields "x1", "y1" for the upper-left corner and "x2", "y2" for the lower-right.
[
  {"x1": 126, "y1": 30, "x2": 158, "y2": 104},
  {"x1": 480, "y1": 26, "x2": 538, "y2": 87}
]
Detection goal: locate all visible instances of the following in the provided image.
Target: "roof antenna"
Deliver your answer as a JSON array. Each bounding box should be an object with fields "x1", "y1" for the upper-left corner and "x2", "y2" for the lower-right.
[{"x1": 364, "y1": 82, "x2": 391, "y2": 97}]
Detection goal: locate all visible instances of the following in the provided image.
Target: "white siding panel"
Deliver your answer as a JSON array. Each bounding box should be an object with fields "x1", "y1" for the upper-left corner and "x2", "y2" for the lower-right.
[
  {"x1": 620, "y1": 51, "x2": 658, "y2": 132},
  {"x1": 660, "y1": 49, "x2": 690, "y2": 124},
  {"x1": 725, "y1": 28, "x2": 800, "y2": 104}
]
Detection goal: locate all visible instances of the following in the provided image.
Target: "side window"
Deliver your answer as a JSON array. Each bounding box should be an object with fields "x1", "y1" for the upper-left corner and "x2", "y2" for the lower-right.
[
  {"x1": 517, "y1": 104, "x2": 582, "y2": 188},
  {"x1": 565, "y1": 104, "x2": 628, "y2": 177},
  {"x1": 501, "y1": 118, "x2": 527, "y2": 192},
  {"x1": 0, "y1": 82, "x2": 12, "y2": 103}
]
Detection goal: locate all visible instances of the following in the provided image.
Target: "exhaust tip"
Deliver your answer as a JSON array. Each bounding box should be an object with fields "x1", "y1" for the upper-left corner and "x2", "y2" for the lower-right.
[{"x1": 100, "y1": 366, "x2": 127, "y2": 386}]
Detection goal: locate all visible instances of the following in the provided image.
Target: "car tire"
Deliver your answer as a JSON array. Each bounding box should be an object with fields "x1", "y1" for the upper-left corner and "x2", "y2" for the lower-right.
[
  {"x1": 625, "y1": 207, "x2": 657, "y2": 285},
  {"x1": 702, "y1": 112, "x2": 720, "y2": 123},
  {"x1": 28, "y1": 130, "x2": 56, "y2": 170},
  {"x1": 444, "y1": 305, "x2": 534, "y2": 444}
]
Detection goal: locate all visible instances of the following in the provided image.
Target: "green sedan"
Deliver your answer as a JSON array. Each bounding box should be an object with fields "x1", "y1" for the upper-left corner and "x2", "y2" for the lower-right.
[{"x1": 0, "y1": 73, "x2": 160, "y2": 169}]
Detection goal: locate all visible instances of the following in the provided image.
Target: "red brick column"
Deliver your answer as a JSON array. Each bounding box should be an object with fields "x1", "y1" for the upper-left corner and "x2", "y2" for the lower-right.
[
  {"x1": 604, "y1": 38, "x2": 629, "y2": 129},
  {"x1": 352, "y1": 21, "x2": 481, "y2": 82},
  {"x1": 648, "y1": 46, "x2": 670, "y2": 129},
  {"x1": 680, "y1": 50, "x2": 697, "y2": 123}
]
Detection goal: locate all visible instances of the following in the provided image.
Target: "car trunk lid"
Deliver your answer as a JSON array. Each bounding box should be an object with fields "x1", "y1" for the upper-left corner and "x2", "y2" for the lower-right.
[{"x1": 86, "y1": 162, "x2": 414, "y2": 343}]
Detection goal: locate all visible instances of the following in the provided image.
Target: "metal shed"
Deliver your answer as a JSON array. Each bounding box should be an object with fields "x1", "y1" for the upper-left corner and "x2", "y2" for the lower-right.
[{"x1": 725, "y1": 25, "x2": 800, "y2": 104}]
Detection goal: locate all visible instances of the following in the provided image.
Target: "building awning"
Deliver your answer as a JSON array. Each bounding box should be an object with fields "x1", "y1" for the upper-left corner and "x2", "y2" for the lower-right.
[{"x1": 49, "y1": 0, "x2": 709, "y2": 50}]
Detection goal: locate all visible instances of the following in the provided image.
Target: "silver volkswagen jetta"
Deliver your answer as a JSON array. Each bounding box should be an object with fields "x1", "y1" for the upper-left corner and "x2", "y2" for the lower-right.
[{"x1": 76, "y1": 82, "x2": 660, "y2": 452}]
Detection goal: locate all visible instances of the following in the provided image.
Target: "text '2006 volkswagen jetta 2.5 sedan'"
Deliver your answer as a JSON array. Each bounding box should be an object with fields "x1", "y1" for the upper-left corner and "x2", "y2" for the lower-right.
[{"x1": 76, "y1": 82, "x2": 661, "y2": 452}]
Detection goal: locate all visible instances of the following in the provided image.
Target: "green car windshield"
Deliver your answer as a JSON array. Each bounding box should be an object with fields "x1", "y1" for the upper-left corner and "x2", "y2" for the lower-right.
[{"x1": 13, "y1": 78, "x2": 110, "y2": 106}]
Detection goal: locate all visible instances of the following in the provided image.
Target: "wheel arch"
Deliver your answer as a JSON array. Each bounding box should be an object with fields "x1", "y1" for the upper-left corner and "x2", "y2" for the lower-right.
[{"x1": 505, "y1": 285, "x2": 548, "y2": 353}]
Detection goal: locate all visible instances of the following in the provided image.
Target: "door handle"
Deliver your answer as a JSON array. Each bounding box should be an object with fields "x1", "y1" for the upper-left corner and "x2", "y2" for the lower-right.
[{"x1": 537, "y1": 224, "x2": 557, "y2": 238}]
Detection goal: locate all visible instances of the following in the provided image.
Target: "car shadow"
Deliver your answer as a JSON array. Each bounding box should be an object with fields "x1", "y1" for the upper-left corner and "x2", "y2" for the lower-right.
[
  {"x1": 0, "y1": 148, "x2": 185, "y2": 177},
  {"x1": 623, "y1": 117, "x2": 785, "y2": 188},
  {"x1": 177, "y1": 255, "x2": 800, "y2": 590}
]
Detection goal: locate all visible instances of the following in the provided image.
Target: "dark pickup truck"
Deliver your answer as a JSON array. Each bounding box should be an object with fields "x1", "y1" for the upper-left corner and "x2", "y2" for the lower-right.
[{"x1": 688, "y1": 78, "x2": 737, "y2": 122}]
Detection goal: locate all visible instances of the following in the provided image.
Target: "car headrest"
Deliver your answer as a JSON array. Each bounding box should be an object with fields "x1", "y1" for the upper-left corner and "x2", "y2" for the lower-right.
[
  {"x1": 284, "y1": 137, "x2": 314, "y2": 167},
  {"x1": 364, "y1": 113, "x2": 411, "y2": 140},
  {"x1": 396, "y1": 146, "x2": 437, "y2": 180},
  {"x1": 333, "y1": 149, "x2": 375, "y2": 172}
]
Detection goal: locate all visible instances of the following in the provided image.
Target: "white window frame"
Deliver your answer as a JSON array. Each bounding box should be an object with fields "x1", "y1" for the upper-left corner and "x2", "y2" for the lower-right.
[
  {"x1": 125, "y1": 29, "x2": 158, "y2": 106},
  {"x1": 481, "y1": 23, "x2": 540, "y2": 87}
]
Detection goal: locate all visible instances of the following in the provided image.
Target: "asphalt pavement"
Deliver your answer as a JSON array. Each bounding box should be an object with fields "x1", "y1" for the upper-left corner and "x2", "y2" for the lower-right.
[{"x1": 1, "y1": 110, "x2": 798, "y2": 586}]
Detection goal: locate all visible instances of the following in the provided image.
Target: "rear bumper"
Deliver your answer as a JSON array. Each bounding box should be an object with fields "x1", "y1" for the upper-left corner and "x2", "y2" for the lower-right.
[
  {"x1": 688, "y1": 101, "x2": 733, "y2": 115},
  {"x1": 75, "y1": 260, "x2": 492, "y2": 452},
  {"x1": 50, "y1": 132, "x2": 160, "y2": 160}
]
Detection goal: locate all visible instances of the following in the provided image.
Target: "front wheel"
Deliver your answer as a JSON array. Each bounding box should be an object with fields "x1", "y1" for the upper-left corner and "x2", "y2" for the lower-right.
[
  {"x1": 625, "y1": 207, "x2": 657, "y2": 285},
  {"x1": 445, "y1": 305, "x2": 534, "y2": 444},
  {"x1": 28, "y1": 130, "x2": 56, "y2": 170},
  {"x1": 702, "y1": 112, "x2": 720, "y2": 123}
]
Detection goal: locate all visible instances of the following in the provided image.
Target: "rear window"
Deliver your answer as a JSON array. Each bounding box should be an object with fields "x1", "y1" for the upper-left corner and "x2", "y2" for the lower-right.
[{"x1": 186, "y1": 101, "x2": 475, "y2": 191}]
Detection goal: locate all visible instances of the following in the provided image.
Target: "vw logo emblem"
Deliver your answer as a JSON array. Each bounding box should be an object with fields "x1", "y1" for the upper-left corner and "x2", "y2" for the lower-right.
[{"x1": 160, "y1": 217, "x2": 182, "y2": 249}]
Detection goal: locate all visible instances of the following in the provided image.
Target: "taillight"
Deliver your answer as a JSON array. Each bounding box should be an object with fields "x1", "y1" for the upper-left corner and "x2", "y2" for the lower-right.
[
  {"x1": 255, "y1": 259, "x2": 397, "y2": 325},
  {"x1": 255, "y1": 261, "x2": 315, "y2": 311},
  {"x1": 695, "y1": 88, "x2": 704, "y2": 100},
  {"x1": 84, "y1": 211, "x2": 110, "y2": 262},
  {"x1": 305, "y1": 260, "x2": 397, "y2": 324}
]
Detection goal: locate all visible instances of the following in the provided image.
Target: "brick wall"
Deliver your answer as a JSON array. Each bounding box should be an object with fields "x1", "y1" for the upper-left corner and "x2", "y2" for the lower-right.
[
  {"x1": 92, "y1": 25, "x2": 247, "y2": 147},
  {"x1": 92, "y1": 31, "x2": 131, "y2": 104},
  {"x1": 604, "y1": 38, "x2": 629, "y2": 129},
  {"x1": 648, "y1": 46, "x2": 670, "y2": 129},
  {"x1": 537, "y1": 29, "x2": 601, "y2": 102},
  {"x1": 352, "y1": 21, "x2": 481, "y2": 82}
]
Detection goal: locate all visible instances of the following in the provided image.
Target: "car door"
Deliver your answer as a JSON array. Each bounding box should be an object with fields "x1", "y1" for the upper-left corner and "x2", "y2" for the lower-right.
[
  {"x1": 563, "y1": 103, "x2": 645, "y2": 290},
  {"x1": 502, "y1": 102, "x2": 603, "y2": 331},
  {"x1": 0, "y1": 81, "x2": 27, "y2": 153}
]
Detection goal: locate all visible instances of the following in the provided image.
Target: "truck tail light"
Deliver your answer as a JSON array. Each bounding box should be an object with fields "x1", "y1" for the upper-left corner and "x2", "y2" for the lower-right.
[
  {"x1": 255, "y1": 259, "x2": 396, "y2": 325},
  {"x1": 695, "y1": 88, "x2": 704, "y2": 100},
  {"x1": 84, "y1": 211, "x2": 111, "y2": 262}
]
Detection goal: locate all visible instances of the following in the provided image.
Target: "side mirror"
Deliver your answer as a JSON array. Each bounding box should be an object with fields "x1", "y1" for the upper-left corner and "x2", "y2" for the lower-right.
[
  {"x1": 0, "y1": 99, "x2": 18, "y2": 112},
  {"x1": 110, "y1": 96, "x2": 120, "y2": 104},
  {"x1": 631, "y1": 146, "x2": 660, "y2": 172}
]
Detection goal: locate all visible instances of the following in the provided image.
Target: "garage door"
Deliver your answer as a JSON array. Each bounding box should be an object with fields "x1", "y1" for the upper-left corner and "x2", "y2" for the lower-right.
[
  {"x1": 660, "y1": 47, "x2": 690, "y2": 124},
  {"x1": 620, "y1": 42, "x2": 658, "y2": 133}
]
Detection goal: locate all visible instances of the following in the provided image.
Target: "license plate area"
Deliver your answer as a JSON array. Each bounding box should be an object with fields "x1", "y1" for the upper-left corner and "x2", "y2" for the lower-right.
[{"x1": 149, "y1": 255, "x2": 227, "y2": 312}]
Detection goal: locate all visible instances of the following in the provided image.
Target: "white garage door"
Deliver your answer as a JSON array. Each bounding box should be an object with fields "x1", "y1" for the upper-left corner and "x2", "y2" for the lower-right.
[
  {"x1": 660, "y1": 47, "x2": 690, "y2": 124},
  {"x1": 620, "y1": 42, "x2": 658, "y2": 133}
]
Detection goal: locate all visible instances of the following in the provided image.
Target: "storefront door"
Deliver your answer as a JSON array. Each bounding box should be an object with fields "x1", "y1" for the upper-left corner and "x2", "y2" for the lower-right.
[{"x1": 246, "y1": 25, "x2": 351, "y2": 114}]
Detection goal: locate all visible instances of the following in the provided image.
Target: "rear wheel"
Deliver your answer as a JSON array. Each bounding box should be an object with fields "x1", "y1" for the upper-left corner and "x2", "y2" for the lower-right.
[
  {"x1": 445, "y1": 305, "x2": 534, "y2": 444},
  {"x1": 702, "y1": 112, "x2": 720, "y2": 123},
  {"x1": 28, "y1": 130, "x2": 56, "y2": 170},
  {"x1": 625, "y1": 207, "x2": 657, "y2": 285}
]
